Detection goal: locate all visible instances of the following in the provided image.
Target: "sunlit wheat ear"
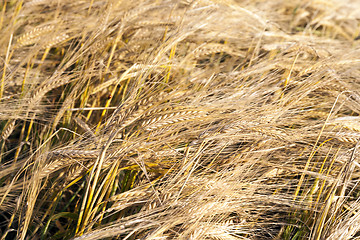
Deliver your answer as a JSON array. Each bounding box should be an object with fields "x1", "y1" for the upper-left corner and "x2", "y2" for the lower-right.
[
  {"x1": 135, "y1": 20, "x2": 175, "y2": 27},
  {"x1": 189, "y1": 222, "x2": 241, "y2": 240},
  {"x1": 299, "y1": 59, "x2": 360, "y2": 76},
  {"x1": 103, "y1": 190, "x2": 152, "y2": 215},
  {"x1": 333, "y1": 132, "x2": 360, "y2": 143},
  {"x1": 23, "y1": 0, "x2": 53, "y2": 7},
  {"x1": 89, "y1": 36, "x2": 115, "y2": 54},
  {"x1": 222, "y1": 123, "x2": 290, "y2": 141},
  {"x1": 250, "y1": 126, "x2": 290, "y2": 141},
  {"x1": 39, "y1": 159, "x2": 67, "y2": 179},
  {"x1": 142, "y1": 110, "x2": 207, "y2": 131},
  {"x1": 94, "y1": 64, "x2": 158, "y2": 90},
  {"x1": 121, "y1": 4, "x2": 163, "y2": 23},
  {"x1": 190, "y1": 228, "x2": 205, "y2": 240},
  {"x1": 109, "y1": 189, "x2": 151, "y2": 202},
  {"x1": 107, "y1": 91, "x2": 167, "y2": 130},
  {"x1": 318, "y1": 81, "x2": 348, "y2": 93},
  {"x1": 44, "y1": 33, "x2": 70, "y2": 49},
  {"x1": 15, "y1": 25, "x2": 55, "y2": 48},
  {"x1": 192, "y1": 43, "x2": 245, "y2": 59},
  {"x1": 74, "y1": 116, "x2": 96, "y2": 139},
  {"x1": 328, "y1": 116, "x2": 360, "y2": 132},
  {"x1": 1, "y1": 119, "x2": 15, "y2": 141},
  {"x1": 64, "y1": 162, "x2": 92, "y2": 184},
  {"x1": 145, "y1": 192, "x2": 173, "y2": 211},
  {"x1": 28, "y1": 75, "x2": 73, "y2": 108},
  {"x1": 50, "y1": 149, "x2": 99, "y2": 159},
  {"x1": 18, "y1": 167, "x2": 43, "y2": 240}
]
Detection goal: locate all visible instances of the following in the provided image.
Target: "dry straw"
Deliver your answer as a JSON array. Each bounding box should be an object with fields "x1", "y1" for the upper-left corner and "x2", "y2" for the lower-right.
[{"x1": 1, "y1": 0, "x2": 360, "y2": 239}]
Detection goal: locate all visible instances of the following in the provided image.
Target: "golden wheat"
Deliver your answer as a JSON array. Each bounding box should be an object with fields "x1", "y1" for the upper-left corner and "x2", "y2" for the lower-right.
[{"x1": 1, "y1": 0, "x2": 360, "y2": 239}]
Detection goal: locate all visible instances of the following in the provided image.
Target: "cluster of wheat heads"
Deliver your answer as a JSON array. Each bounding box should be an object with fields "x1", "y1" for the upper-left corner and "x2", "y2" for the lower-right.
[{"x1": 0, "y1": 0, "x2": 360, "y2": 239}]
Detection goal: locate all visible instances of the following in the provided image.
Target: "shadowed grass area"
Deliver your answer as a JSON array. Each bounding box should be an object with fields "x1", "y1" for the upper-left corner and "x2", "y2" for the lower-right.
[{"x1": 1, "y1": 0, "x2": 360, "y2": 239}]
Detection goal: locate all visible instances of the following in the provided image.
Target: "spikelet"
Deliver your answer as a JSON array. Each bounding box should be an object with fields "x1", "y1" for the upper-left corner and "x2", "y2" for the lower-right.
[
  {"x1": 147, "y1": 201, "x2": 158, "y2": 210},
  {"x1": 190, "y1": 228, "x2": 205, "y2": 240},
  {"x1": 263, "y1": 168, "x2": 285, "y2": 178}
]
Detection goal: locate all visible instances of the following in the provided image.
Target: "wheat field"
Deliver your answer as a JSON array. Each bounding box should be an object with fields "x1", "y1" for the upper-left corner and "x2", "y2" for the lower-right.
[{"x1": 1, "y1": 0, "x2": 360, "y2": 239}]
